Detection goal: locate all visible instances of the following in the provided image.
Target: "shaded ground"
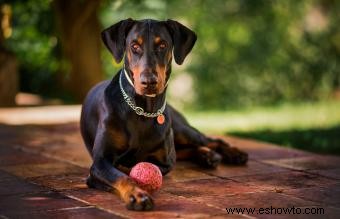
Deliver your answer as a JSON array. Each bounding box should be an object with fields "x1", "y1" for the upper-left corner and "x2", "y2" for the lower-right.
[
  {"x1": 229, "y1": 125, "x2": 340, "y2": 155},
  {"x1": 0, "y1": 106, "x2": 339, "y2": 218}
]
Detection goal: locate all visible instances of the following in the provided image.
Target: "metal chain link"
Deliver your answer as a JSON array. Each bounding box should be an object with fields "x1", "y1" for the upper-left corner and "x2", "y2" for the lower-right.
[{"x1": 119, "y1": 70, "x2": 166, "y2": 118}]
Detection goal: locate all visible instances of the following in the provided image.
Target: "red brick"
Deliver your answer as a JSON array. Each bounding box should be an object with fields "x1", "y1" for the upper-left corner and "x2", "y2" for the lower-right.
[
  {"x1": 0, "y1": 170, "x2": 17, "y2": 182},
  {"x1": 0, "y1": 162, "x2": 87, "y2": 178},
  {"x1": 307, "y1": 168, "x2": 340, "y2": 180},
  {"x1": 63, "y1": 188, "x2": 124, "y2": 209},
  {"x1": 211, "y1": 215, "x2": 248, "y2": 219},
  {"x1": 0, "y1": 145, "x2": 53, "y2": 166},
  {"x1": 262, "y1": 156, "x2": 340, "y2": 171},
  {"x1": 197, "y1": 160, "x2": 288, "y2": 179},
  {"x1": 22, "y1": 133, "x2": 91, "y2": 168},
  {"x1": 248, "y1": 148, "x2": 312, "y2": 160},
  {"x1": 5, "y1": 206, "x2": 124, "y2": 219},
  {"x1": 325, "y1": 207, "x2": 340, "y2": 219},
  {"x1": 163, "y1": 178, "x2": 262, "y2": 198},
  {"x1": 283, "y1": 184, "x2": 340, "y2": 206},
  {"x1": 219, "y1": 136, "x2": 312, "y2": 160},
  {"x1": 45, "y1": 143, "x2": 92, "y2": 168},
  {"x1": 0, "y1": 123, "x2": 91, "y2": 168},
  {"x1": 232, "y1": 170, "x2": 338, "y2": 192},
  {"x1": 30, "y1": 172, "x2": 88, "y2": 191},
  {"x1": 163, "y1": 162, "x2": 216, "y2": 186},
  {"x1": 0, "y1": 176, "x2": 47, "y2": 196},
  {"x1": 256, "y1": 206, "x2": 337, "y2": 219},
  {"x1": 0, "y1": 191, "x2": 88, "y2": 215},
  {"x1": 199, "y1": 191, "x2": 320, "y2": 211},
  {"x1": 64, "y1": 188, "x2": 233, "y2": 219},
  {"x1": 1, "y1": 120, "x2": 340, "y2": 219}
]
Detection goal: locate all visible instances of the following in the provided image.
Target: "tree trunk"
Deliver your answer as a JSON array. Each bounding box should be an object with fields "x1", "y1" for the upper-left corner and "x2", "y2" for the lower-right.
[
  {"x1": 0, "y1": 4, "x2": 18, "y2": 107},
  {"x1": 53, "y1": 0, "x2": 104, "y2": 102},
  {"x1": 0, "y1": 48, "x2": 18, "y2": 107}
]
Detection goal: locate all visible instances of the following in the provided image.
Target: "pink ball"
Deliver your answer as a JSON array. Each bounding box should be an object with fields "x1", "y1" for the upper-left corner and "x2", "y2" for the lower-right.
[{"x1": 129, "y1": 162, "x2": 162, "y2": 193}]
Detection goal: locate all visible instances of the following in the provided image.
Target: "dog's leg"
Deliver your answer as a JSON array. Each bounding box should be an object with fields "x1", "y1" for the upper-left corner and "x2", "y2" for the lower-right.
[
  {"x1": 88, "y1": 130, "x2": 154, "y2": 211},
  {"x1": 88, "y1": 159, "x2": 154, "y2": 211},
  {"x1": 169, "y1": 106, "x2": 248, "y2": 166}
]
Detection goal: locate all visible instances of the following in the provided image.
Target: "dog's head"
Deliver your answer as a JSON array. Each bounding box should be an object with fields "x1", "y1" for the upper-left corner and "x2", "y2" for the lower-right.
[{"x1": 102, "y1": 19, "x2": 197, "y2": 97}]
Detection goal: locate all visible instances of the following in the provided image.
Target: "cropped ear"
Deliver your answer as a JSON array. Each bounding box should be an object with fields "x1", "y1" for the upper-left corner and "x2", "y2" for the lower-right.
[
  {"x1": 165, "y1": 19, "x2": 197, "y2": 65},
  {"x1": 101, "y1": 18, "x2": 136, "y2": 63}
]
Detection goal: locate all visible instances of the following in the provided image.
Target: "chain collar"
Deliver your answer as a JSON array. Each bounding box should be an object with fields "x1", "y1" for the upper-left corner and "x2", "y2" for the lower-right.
[{"x1": 119, "y1": 69, "x2": 166, "y2": 118}]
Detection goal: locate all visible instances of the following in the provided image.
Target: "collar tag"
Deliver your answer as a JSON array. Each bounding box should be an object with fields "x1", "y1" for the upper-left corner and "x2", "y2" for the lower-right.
[{"x1": 157, "y1": 114, "x2": 165, "y2": 125}]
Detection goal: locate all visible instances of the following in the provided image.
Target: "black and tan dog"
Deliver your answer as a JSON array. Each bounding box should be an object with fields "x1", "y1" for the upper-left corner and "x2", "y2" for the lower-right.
[{"x1": 80, "y1": 18, "x2": 248, "y2": 211}]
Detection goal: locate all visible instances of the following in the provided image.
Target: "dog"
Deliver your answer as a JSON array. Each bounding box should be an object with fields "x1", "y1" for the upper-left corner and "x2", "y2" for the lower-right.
[{"x1": 80, "y1": 18, "x2": 248, "y2": 211}]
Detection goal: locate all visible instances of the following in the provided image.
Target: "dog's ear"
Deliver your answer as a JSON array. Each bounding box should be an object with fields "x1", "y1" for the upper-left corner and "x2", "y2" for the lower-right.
[
  {"x1": 101, "y1": 18, "x2": 136, "y2": 63},
  {"x1": 165, "y1": 19, "x2": 197, "y2": 65}
]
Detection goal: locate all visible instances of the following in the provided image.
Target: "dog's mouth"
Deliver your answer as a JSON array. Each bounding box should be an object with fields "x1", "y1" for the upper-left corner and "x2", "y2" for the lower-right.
[
  {"x1": 138, "y1": 83, "x2": 165, "y2": 98},
  {"x1": 142, "y1": 88, "x2": 159, "y2": 97},
  {"x1": 133, "y1": 84, "x2": 160, "y2": 97},
  {"x1": 145, "y1": 94, "x2": 157, "y2": 97}
]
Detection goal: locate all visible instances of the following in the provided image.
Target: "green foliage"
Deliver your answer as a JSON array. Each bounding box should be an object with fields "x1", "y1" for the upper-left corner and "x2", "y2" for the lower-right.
[
  {"x1": 4, "y1": 0, "x2": 59, "y2": 96},
  {"x1": 100, "y1": 0, "x2": 340, "y2": 109},
  {"x1": 185, "y1": 100, "x2": 340, "y2": 154},
  {"x1": 185, "y1": 100, "x2": 340, "y2": 133},
  {"x1": 230, "y1": 126, "x2": 340, "y2": 155},
  {"x1": 3, "y1": 0, "x2": 340, "y2": 108},
  {"x1": 176, "y1": 0, "x2": 340, "y2": 109}
]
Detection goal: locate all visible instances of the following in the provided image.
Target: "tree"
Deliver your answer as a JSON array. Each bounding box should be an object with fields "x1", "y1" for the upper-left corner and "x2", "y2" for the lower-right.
[
  {"x1": 0, "y1": 3, "x2": 18, "y2": 106},
  {"x1": 53, "y1": 0, "x2": 104, "y2": 101}
]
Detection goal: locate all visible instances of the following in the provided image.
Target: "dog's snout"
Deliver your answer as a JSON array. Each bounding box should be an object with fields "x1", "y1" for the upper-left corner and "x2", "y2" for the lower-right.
[{"x1": 140, "y1": 73, "x2": 158, "y2": 88}]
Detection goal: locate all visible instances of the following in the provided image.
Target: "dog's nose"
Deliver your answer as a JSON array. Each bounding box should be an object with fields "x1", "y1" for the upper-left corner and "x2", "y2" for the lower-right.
[{"x1": 140, "y1": 74, "x2": 158, "y2": 88}]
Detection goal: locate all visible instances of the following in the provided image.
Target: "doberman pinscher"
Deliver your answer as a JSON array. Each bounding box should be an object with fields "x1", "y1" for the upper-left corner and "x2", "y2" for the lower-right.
[{"x1": 80, "y1": 18, "x2": 248, "y2": 211}]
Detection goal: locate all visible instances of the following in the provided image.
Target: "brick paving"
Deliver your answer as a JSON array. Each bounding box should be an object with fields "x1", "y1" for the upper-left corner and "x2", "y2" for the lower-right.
[{"x1": 0, "y1": 106, "x2": 339, "y2": 218}]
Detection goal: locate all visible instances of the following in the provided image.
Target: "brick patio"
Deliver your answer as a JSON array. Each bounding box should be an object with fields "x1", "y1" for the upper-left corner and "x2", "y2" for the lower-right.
[{"x1": 0, "y1": 106, "x2": 339, "y2": 218}]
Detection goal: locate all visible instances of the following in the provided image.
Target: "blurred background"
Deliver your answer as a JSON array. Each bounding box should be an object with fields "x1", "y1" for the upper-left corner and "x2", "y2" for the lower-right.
[{"x1": 0, "y1": 0, "x2": 339, "y2": 154}]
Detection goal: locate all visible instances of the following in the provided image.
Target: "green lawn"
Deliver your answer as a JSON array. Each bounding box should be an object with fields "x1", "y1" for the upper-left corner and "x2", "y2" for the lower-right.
[{"x1": 184, "y1": 100, "x2": 340, "y2": 155}]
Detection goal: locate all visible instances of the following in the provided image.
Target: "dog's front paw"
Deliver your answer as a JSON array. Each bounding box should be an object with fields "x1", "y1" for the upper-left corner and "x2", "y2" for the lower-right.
[
  {"x1": 116, "y1": 177, "x2": 154, "y2": 211},
  {"x1": 125, "y1": 186, "x2": 154, "y2": 211}
]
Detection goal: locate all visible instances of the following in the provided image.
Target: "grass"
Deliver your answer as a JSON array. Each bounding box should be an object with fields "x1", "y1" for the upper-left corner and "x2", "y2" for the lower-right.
[{"x1": 184, "y1": 100, "x2": 340, "y2": 155}]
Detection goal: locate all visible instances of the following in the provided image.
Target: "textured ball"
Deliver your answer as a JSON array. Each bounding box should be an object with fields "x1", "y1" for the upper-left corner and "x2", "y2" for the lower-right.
[{"x1": 129, "y1": 162, "x2": 162, "y2": 193}]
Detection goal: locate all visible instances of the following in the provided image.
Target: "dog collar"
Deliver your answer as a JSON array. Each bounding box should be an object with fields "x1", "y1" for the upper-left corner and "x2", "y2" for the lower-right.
[
  {"x1": 123, "y1": 68, "x2": 134, "y2": 87},
  {"x1": 119, "y1": 70, "x2": 166, "y2": 124}
]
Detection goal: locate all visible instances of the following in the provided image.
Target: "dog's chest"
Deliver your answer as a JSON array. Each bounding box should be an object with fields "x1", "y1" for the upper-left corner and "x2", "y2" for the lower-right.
[
  {"x1": 117, "y1": 118, "x2": 175, "y2": 173},
  {"x1": 126, "y1": 115, "x2": 170, "y2": 149}
]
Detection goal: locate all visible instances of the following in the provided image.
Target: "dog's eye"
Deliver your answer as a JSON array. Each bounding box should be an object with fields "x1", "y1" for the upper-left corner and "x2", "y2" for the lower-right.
[
  {"x1": 159, "y1": 43, "x2": 167, "y2": 50},
  {"x1": 131, "y1": 43, "x2": 142, "y2": 53}
]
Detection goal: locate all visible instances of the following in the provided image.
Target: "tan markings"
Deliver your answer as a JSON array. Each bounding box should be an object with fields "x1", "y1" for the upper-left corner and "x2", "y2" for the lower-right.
[
  {"x1": 114, "y1": 177, "x2": 152, "y2": 203},
  {"x1": 176, "y1": 148, "x2": 195, "y2": 160},
  {"x1": 155, "y1": 64, "x2": 166, "y2": 92},
  {"x1": 198, "y1": 146, "x2": 212, "y2": 153},
  {"x1": 148, "y1": 148, "x2": 167, "y2": 163},
  {"x1": 107, "y1": 129, "x2": 128, "y2": 150},
  {"x1": 114, "y1": 177, "x2": 137, "y2": 201},
  {"x1": 154, "y1": 36, "x2": 161, "y2": 44},
  {"x1": 137, "y1": 36, "x2": 143, "y2": 45},
  {"x1": 130, "y1": 65, "x2": 144, "y2": 94},
  {"x1": 167, "y1": 51, "x2": 172, "y2": 60},
  {"x1": 166, "y1": 52, "x2": 172, "y2": 62}
]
